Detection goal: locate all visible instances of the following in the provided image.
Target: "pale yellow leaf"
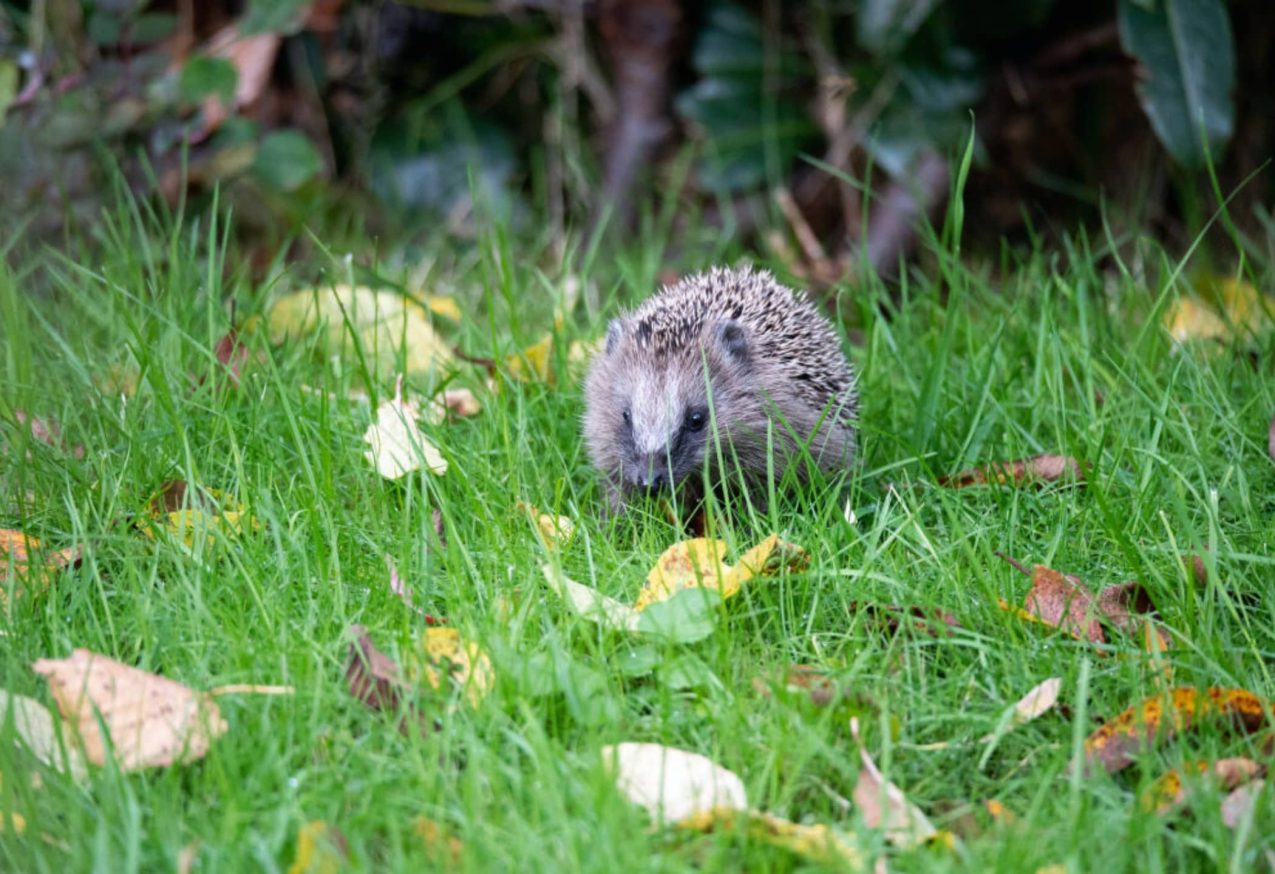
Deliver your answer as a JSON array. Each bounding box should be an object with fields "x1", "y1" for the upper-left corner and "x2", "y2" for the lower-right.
[
  {"x1": 363, "y1": 389, "x2": 446, "y2": 478},
  {"x1": 0, "y1": 689, "x2": 87, "y2": 780},
  {"x1": 268, "y1": 285, "x2": 453, "y2": 379},
  {"x1": 603, "y1": 742, "x2": 748, "y2": 824},
  {"x1": 541, "y1": 564, "x2": 640, "y2": 631},
  {"x1": 634, "y1": 539, "x2": 730, "y2": 611},
  {"x1": 32, "y1": 650, "x2": 227, "y2": 771},
  {"x1": 517, "y1": 502, "x2": 574, "y2": 550},
  {"x1": 424, "y1": 295, "x2": 462, "y2": 322}
]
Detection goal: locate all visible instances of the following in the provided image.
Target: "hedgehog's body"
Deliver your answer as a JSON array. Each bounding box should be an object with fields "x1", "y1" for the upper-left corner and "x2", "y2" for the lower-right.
[{"x1": 583, "y1": 266, "x2": 858, "y2": 511}]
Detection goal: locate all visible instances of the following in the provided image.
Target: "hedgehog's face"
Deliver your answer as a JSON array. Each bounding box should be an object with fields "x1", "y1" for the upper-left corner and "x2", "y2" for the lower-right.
[{"x1": 583, "y1": 316, "x2": 752, "y2": 494}]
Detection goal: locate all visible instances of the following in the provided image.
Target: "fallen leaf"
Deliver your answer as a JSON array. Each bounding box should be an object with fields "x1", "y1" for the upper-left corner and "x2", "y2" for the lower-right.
[
  {"x1": 517, "y1": 502, "x2": 575, "y2": 551},
  {"x1": 384, "y1": 554, "x2": 415, "y2": 610},
  {"x1": 362, "y1": 380, "x2": 447, "y2": 478},
  {"x1": 431, "y1": 507, "x2": 447, "y2": 548},
  {"x1": 268, "y1": 285, "x2": 454, "y2": 379},
  {"x1": 424, "y1": 295, "x2": 462, "y2": 322},
  {"x1": 344, "y1": 626, "x2": 434, "y2": 733},
  {"x1": 0, "y1": 689, "x2": 88, "y2": 780},
  {"x1": 413, "y1": 816, "x2": 463, "y2": 864},
  {"x1": 753, "y1": 665, "x2": 840, "y2": 708},
  {"x1": 1084, "y1": 688, "x2": 1272, "y2": 774},
  {"x1": 603, "y1": 742, "x2": 748, "y2": 824},
  {"x1": 140, "y1": 481, "x2": 253, "y2": 548},
  {"x1": 212, "y1": 327, "x2": 251, "y2": 387},
  {"x1": 851, "y1": 717, "x2": 938, "y2": 848},
  {"x1": 31, "y1": 650, "x2": 228, "y2": 770},
  {"x1": 541, "y1": 564, "x2": 641, "y2": 632},
  {"x1": 424, "y1": 387, "x2": 481, "y2": 423},
  {"x1": 940, "y1": 454, "x2": 1085, "y2": 488},
  {"x1": 984, "y1": 799, "x2": 1016, "y2": 823},
  {"x1": 407, "y1": 628, "x2": 494, "y2": 708},
  {"x1": 678, "y1": 808, "x2": 865, "y2": 869},
  {"x1": 1024, "y1": 565, "x2": 1104, "y2": 644},
  {"x1": 635, "y1": 535, "x2": 805, "y2": 610},
  {"x1": 1220, "y1": 779, "x2": 1267, "y2": 829},
  {"x1": 1165, "y1": 278, "x2": 1274, "y2": 346},
  {"x1": 1141, "y1": 758, "x2": 1265, "y2": 815},
  {"x1": 1095, "y1": 580, "x2": 1156, "y2": 635},
  {"x1": 1010, "y1": 677, "x2": 1063, "y2": 724},
  {"x1": 196, "y1": 25, "x2": 282, "y2": 138},
  {"x1": 0, "y1": 529, "x2": 82, "y2": 600},
  {"x1": 505, "y1": 333, "x2": 554, "y2": 383},
  {"x1": 287, "y1": 820, "x2": 347, "y2": 874}
]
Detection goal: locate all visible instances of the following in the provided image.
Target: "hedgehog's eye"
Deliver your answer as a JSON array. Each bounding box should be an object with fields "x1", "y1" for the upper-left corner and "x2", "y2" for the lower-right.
[
  {"x1": 622, "y1": 407, "x2": 632, "y2": 426},
  {"x1": 686, "y1": 408, "x2": 707, "y2": 432}
]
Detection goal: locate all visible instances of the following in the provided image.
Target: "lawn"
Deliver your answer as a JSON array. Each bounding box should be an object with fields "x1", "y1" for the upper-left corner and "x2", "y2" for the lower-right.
[{"x1": 2, "y1": 195, "x2": 1274, "y2": 873}]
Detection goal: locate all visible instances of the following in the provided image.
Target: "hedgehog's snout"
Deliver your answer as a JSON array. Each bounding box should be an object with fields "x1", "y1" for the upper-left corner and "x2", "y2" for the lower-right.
[{"x1": 625, "y1": 453, "x2": 673, "y2": 493}]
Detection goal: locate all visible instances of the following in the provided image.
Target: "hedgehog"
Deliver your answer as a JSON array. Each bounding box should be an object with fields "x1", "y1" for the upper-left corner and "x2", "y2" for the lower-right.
[{"x1": 583, "y1": 265, "x2": 858, "y2": 512}]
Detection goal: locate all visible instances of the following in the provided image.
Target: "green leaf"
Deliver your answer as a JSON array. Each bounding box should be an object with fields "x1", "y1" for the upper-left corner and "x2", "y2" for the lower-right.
[
  {"x1": 252, "y1": 130, "x2": 322, "y2": 192},
  {"x1": 180, "y1": 57, "x2": 238, "y2": 104},
  {"x1": 636, "y1": 589, "x2": 721, "y2": 644},
  {"x1": 1118, "y1": 0, "x2": 1235, "y2": 167},
  {"x1": 0, "y1": 60, "x2": 17, "y2": 129},
  {"x1": 241, "y1": 0, "x2": 311, "y2": 36}
]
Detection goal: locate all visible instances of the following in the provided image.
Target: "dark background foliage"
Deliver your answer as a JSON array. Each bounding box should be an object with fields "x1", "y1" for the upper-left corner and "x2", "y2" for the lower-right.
[{"x1": 0, "y1": 0, "x2": 1271, "y2": 278}]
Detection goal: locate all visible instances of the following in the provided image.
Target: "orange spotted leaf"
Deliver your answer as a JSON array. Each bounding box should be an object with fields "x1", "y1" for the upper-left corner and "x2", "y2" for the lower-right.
[
  {"x1": 1084, "y1": 688, "x2": 1272, "y2": 774},
  {"x1": 1140, "y1": 758, "x2": 1264, "y2": 814}
]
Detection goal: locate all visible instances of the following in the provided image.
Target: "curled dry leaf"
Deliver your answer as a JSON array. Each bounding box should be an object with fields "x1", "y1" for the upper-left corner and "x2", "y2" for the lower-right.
[
  {"x1": 344, "y1": 625, "x2": 435, "y2": 734},
  {"x1": 850, "y1": 717, "x2": 938, "y2": 849},
  {"x1": 516, "y1": 502, "x2": 575, "y2": 551},
  {"x1": 940, "y1": 454, "x2": 1086, "y2": 488},
  {"x1": 1084, "y1": 688, "x2": 1272, "y2": 774},
  {"x1": 1140, "y1": 758, "x2": 1265, "y2": 815},
  {"x1": 1095, "y1": 580, "x2": 1156, "y2": 635},
  {"x1": 362, "y1": 382, "x2": 447, "y2": 479},
  {"x1": 603, "y1": 742, "x2": 748, "y2": 824},
  {"x1": 31, "y1": 650, "x2": 228, "y2": 771},
  {"x1": 1010, "y1": 677, "x2": 1063, "y2": 724},
  {"x1": 407, "y1": 628, "x2": 494, "y2": 709}
]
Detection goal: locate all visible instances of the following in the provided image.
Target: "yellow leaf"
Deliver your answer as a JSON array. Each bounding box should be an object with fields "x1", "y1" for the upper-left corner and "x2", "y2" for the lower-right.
[
  {"x1": 424, "y1": 295, "x2": 462, "y2": 322},
  {"x1": 362, "y1": 386, "x2": 447, "y2": 478},
  {"x1": 635, "y1": 536, "x2": 806, "y2": 611},
  {"x1": 408, "y1": 628, "x2": 494, "y2": 708},
  {"x1": 679, "y1": 808, "x2": 865, "y2": 869},
  {"x1": 288, "y1": 821, "x2": 345, "y2": 874},
  {"x1": 1165, "y1": 278, "x2": 1273, "y2": 345},
  {"x1": 517, "y1": 502, "x2": 575, "y2": 550},
  {"x1": 267, "y1": 285, "x2": 454, "y2": 379},
  {"x1": 506, "y1": 333, "x2": 554, "y2": 383}
]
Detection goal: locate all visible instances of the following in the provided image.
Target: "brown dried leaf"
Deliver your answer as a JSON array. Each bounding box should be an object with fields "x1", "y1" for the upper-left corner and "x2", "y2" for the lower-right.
[
  {"x1": 31, "y1": 650, "x2": 227, "y2": 770},
  {"x1": 1141, "y1": 758, "x2": 1265, "y2": 815},
  {"x1": 196, "y1": 26, "x2": 282, "y2": 138},
  {"x1": 1095, "y1": 580, "x2": 1156, "y2": 635},
  {"x1": 940, "y1": 454, "x2": 1086, "y2": 488},
  {"x1": 1084, "y1": 688, "x2": 1272, "y2": 774},
  {"x1": 752, "y1": 665, "x2": 855, "y2": 709},
  {"x1": 1024, "y1": 565, "x2": 1104, "y2": 644},
  {"x1": 431, "y1": 507, "x2": 446, "y2": 548},
  {"x1": 213, "y1": 328, "x2": 251, "y2": 387},
  {"x1": 345, "y1": 625, "x2": 408, "y2": 712}
]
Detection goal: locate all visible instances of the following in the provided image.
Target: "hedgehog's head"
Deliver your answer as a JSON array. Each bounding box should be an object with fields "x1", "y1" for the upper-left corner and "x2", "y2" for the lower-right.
[{"x1": 582, "y1": 313, "x2": 753, "y2": 495}]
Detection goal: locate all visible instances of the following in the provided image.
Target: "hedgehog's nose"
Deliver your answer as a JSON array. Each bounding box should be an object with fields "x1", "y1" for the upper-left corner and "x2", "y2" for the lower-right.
[
  {"x1": 639, "y1": 470, "x2": 666, "y2": 491},
  {"x1": 627, "y1": 458, "x2": 668, "y2": 492}
]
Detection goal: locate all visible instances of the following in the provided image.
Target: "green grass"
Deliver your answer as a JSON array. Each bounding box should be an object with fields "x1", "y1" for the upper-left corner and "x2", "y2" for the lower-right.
[{"x1": 2, "y1": 193, "x2": 1275, "y2": 873}]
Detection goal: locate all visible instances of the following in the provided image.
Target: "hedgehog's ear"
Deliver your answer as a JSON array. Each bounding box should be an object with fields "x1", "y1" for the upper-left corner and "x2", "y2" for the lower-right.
[
  {"x1": 604, "y1": 318, "x2": 625, "y2": 354},
  {"x1": 715, "y1": 320, "x2": 749, "y2": 365}
]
